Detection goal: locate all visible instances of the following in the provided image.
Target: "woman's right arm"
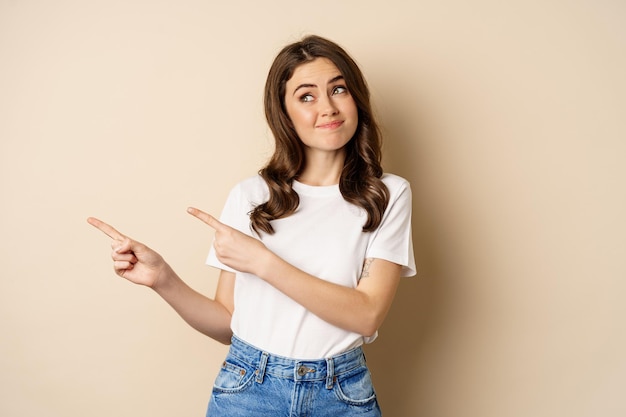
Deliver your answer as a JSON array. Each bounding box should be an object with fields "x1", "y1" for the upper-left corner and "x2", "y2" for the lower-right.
[
  {"x1": 87, "y1": 217, "x2": 234, "y2": 345},
  {"x1": 152, "y1": 269, "x2": 234, "y2": 344}
]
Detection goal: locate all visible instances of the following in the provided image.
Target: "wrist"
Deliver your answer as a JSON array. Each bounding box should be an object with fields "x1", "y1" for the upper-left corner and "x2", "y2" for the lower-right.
[
  {"x1": 255, "y1": 250, "x2": 284, "y2": 282},
  {"x1": 151, "y1": 262, "x2": 176, "y2": 292},
  {"x1": 253, "y1": 249, "x2": 273, "y2": 280}
]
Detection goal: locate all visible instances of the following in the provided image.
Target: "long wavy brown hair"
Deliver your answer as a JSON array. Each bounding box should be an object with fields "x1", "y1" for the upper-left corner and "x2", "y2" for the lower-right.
[{"x1": 250, "y1": 35, "x2": 389, "y2": 235}]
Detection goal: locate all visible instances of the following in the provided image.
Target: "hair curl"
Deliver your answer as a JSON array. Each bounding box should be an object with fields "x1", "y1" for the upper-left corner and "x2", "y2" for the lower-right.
[{"x1": 250, "y1": 35, "x2": 389, "y2": 235}]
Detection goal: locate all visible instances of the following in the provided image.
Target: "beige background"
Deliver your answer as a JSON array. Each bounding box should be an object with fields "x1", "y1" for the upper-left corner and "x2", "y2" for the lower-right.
[{"x1": 1, "y1": 1, "x2": 625, "y2": 416}]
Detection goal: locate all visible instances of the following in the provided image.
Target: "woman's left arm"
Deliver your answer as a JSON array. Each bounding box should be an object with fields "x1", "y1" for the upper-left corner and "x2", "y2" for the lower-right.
[
  {"x1": 261, "y1": 254, "x2": 402, "y2": 337},
  {"x1": 187, "y1": 207, "x2": 402, "y2": 336}
]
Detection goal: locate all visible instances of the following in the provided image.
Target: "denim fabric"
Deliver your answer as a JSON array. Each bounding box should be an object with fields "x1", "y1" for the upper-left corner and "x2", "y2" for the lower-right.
[{"x1": 206, "y1": 335, "x2": 382, "y2": 417}]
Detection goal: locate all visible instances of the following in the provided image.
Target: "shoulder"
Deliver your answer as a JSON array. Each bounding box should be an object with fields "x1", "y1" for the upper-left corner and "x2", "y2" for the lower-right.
[
  {"x1": 236, "y1": 174, "x2": 268, "y2": 192},
  {"x1": 381, "y1": 173, "x2": 411, "y2": 197},
  {"x1": 228, "y1": 174, "x2": 270, "y2": 205}
]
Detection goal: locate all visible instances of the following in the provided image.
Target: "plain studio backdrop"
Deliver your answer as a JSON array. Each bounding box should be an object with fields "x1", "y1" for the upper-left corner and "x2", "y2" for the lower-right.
[{"x1": 1, "y1": 1, "x2": 625, "y2": 416}]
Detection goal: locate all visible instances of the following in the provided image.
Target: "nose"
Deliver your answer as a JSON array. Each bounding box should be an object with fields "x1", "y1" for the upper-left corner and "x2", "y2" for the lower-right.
[{"x1": 319, "y1": 94, "x2": 339, "y2": 117}]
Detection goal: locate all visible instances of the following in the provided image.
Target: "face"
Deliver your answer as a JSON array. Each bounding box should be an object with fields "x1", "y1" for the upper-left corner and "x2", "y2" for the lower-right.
[{"x1": 284, "y1": 58, "x2": 358, "y2": 156}]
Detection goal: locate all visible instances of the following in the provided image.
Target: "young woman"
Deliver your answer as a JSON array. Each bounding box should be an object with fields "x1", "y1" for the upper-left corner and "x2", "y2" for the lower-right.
[{"x1": 88, "y1": 35, "x2": 416, "y2": 417}]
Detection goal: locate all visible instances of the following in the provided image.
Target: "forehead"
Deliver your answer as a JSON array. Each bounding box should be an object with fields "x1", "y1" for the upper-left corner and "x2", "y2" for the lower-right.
[{"x1": 286, "y1": 58, "x2": 342, "y2": 87}]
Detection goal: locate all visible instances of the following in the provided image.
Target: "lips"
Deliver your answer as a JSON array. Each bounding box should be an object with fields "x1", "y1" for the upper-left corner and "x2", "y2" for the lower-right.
[{"x1": 316, "y1": 120, "x2": 344, "y2": 129}]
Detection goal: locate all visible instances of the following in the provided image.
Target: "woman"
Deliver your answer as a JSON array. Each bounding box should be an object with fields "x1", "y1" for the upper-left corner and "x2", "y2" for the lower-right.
[{"x1": 88, "y1": 35, "x2": 416, "y2": 417}]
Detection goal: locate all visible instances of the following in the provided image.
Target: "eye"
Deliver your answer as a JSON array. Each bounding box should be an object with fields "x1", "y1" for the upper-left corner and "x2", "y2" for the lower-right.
[
  {"x1": 299, "y1": 93, "x2": 314, "y2": 103},
  {"x1": 332, "y1": 86, "x2": 348, "y2": 95}
]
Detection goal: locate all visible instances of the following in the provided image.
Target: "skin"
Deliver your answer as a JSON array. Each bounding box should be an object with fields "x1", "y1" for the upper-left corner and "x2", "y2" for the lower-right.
[
  {"x1": 88, "y1": 58, "x2": 402, "y2": 344},
  {"x1": 284, "y1": 57, "x2": 359, "y2": 186},
  {"x1": 87, "y1": 216, "x2": 234, "y2": 344}
]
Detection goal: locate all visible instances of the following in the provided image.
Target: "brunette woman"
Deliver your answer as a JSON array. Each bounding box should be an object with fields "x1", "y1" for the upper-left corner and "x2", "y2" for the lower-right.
[{"x1": 89, "y1": 35, "x2": 415, "y2": 417}]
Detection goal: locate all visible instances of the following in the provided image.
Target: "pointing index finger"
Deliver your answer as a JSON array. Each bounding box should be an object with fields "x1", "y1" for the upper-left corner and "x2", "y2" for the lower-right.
[
  {"x1": 87, "y1": 217, "x2": 126, "y2": 241},
  {"x1": 187, "y1": 207, "x2": 226, "y2": 231}
]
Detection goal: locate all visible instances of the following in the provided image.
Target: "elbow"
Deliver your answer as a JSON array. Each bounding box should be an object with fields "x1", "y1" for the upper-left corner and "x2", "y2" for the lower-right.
[
  {"x1": 360, "y1": 326, "x2": 378, "y2": 339},
  {"x1": 358, "y1": 311, "x2": 384, "y2": 338},
  {"x1": 214, "y1": 331, "x2": 233, "y2": 345},
  {"x1": 200, "y1": 327, "x2": 232, "y2": 345}
]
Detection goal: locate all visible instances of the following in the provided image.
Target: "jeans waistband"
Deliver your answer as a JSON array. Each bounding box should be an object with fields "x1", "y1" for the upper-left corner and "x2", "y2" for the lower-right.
[{"x1": 228, "y1": 335, "x2": 366, "y2": 389}]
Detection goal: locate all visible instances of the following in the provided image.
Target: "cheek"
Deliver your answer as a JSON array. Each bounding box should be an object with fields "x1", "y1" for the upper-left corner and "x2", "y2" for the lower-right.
[
  {"x1": 344, "y1": 99, "x2": 358, "y2": 119},
  {"x1": 288, "y1": 108, "x2": 315, "y2": 131},
  {"x1": 342, "y1": 101, "x2": 359, "y2": 130}
]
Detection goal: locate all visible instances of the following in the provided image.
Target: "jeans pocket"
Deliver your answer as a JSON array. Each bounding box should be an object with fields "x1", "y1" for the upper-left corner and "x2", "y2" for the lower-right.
[
  {"x1": 333, "y1": 367, "x2": 377, "y2": 406},
  {"x1": 213, "y1": 358, "x2": 254, "y2": 393}
]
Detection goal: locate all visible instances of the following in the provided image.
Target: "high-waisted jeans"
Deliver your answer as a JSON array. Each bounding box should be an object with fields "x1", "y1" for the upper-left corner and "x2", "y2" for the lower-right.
[{"x1": 206, "y1": 335, "x2": 382, "y2": 416}]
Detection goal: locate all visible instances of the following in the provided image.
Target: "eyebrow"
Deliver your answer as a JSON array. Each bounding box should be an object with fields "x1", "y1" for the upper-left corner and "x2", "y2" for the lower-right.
[{"x1": 292, "y1": 75, "x2": 345, "y2": 96}]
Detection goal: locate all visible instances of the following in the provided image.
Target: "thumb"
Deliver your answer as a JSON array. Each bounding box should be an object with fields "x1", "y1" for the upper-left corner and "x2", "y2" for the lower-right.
[{"x1": 114, "y1": 236, "x2": 146, "y2": 255}]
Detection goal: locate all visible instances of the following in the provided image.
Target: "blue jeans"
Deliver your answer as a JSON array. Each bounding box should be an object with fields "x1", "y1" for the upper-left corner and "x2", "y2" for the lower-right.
[{"x1": 206, "y1": 335, "x2": 382, "y2": 416}]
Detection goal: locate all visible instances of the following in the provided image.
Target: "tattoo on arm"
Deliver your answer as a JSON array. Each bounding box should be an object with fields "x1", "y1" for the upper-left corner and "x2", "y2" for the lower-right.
[{"x1": 361, "y1": 258, "x2": 374, "y2": 278}]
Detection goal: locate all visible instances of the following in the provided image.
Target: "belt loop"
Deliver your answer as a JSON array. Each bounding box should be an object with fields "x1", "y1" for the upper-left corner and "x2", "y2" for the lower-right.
[
  {"x1": 325, "y1": 357, "x2": 335, "y2": 389},
  {"x1": 256, "y1": 352, "x2": 269, "y2": 383}
]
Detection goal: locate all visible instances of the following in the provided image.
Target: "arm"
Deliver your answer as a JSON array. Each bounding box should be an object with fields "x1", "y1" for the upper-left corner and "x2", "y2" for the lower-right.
[
  {"x1": 151, "y1": 269, "x2": 234, "y2": 344},
  {"x1": 259, "y1": 254, "x2": 401, "y2": 337},
  {"x1": 87, "y1": 217, "x2": 234, "y2": 344},
  {"x1": 187, "y1": 208, "x2": 402, "y2": 337}
]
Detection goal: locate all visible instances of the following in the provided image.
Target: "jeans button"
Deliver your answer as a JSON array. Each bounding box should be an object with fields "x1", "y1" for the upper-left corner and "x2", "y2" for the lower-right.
[{"x1": 297, "y1": 366, "x2": 307, "y2": 376}]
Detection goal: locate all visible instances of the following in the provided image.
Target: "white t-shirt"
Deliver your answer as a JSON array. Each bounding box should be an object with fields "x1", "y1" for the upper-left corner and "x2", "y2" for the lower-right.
[{"x1": 206, "y1": 173, "x2": 416, "y2": 359}]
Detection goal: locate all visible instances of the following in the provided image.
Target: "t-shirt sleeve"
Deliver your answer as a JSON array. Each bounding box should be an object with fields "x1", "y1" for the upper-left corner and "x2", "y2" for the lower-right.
[{"x1": 365, "y1": 178, "x2": 417, "y2": 277}]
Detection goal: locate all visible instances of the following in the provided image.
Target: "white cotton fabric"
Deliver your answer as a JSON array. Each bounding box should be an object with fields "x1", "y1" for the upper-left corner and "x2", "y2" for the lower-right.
[{"x1": 206, "y1": 173, "x2": 416, "y2": 359}]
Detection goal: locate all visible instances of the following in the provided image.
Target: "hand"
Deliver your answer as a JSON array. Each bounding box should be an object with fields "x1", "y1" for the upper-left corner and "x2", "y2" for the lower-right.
[
  {"x1": 187, "y1": 207, "x2": 270, "y2": 276},
  {"x1": 87, "y1": 217, "x2": 169, "y2": 288}
]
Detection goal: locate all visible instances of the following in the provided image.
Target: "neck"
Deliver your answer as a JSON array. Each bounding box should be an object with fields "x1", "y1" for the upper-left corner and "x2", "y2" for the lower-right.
[{"x1": 297, "y1": 149, "x2": 346, "y2": 186}]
